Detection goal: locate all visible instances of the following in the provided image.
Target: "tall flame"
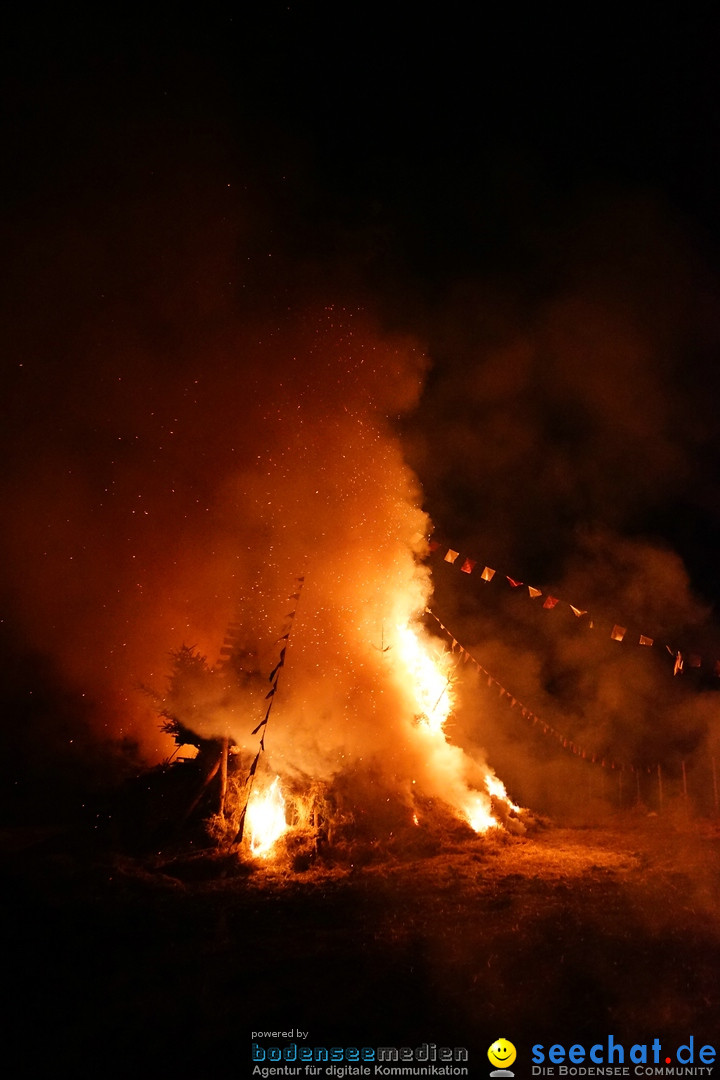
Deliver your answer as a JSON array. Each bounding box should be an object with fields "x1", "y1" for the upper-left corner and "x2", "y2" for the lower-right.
[
  {"x1": 394, "y1": 619, "x2": 519, "y2": 833},
  {"x1": 246, "y1": 776, "x2": 288, "y2": 857},
  {"x1": 395, "y1": 621, "x2": 453, "y2": 734}
]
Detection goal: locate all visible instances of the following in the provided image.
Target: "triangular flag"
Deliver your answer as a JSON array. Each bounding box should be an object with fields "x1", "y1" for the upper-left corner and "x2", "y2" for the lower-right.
[
  {"x1": 611, "y1": 625, "x2": 627, "y2": 642},
  {"x1": 543, "y1": 596, "x2": 559, "y2": 609},
  {"x1": 481, "y1": 566, "x2": 496, "y2": 582},
  {"x1": 444, "y1": 549, "x2": 459, "y2": 564},
  {"x1": 460, "y1": 557, "x2": 476, "y2": 574},
  {"x1": 528, "y1": 586, "x2": 542, "y2": 599},
  {"x1": 507, "y1": 576, "x2": 523, "y2": 588},
  {"x1": 639, "y1": 635, "x2": 654, "y2": 646},
  {"x1": 570, "y1": 606, "x2": 587, "y2": 618}
]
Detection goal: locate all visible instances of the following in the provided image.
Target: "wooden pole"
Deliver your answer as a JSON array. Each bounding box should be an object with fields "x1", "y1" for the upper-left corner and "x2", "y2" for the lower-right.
[
  {"x1": 681, "y1": 760, "x2": 689, "y2": 821},
  {"x1": 185, "y1": 754, "x2": 221, "y2": 822},
  {"x1": 657, "y1": 763, "x2": 663, "y2": 813},
  {"x1": 618, "y1": 768, "x2": 624, "y2": 809},
  {"x1": 636, "y1": 769, "x2": 641, "y2": 808},
  {"x1": 712, "y1": 756, "x2": 719, "y2": 817},
  {"x1": 219, "y1": 736, "x2": 229, "y2": 817}
]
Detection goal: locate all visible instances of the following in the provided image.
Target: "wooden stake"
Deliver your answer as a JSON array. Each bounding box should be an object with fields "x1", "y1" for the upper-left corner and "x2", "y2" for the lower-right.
[
  {"x1": 219, "y1": 736, "x2": 229, "y2": 817},
  {"x1": 185, "y1": 754, "x2": 221, "y2": 822}
]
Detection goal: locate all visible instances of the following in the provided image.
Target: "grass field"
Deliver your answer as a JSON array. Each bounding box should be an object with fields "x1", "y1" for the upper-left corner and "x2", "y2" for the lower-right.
[{"x1": 1, "y1": 814, "x2": 718, "y2": 1075}]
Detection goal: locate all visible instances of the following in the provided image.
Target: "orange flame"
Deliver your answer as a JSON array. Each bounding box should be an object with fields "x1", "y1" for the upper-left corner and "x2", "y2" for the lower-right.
[
  {"x1": 485, "y1": 772, "x2": 522, "y2": 814},
  {"x1": 394, "y1": 621, "x2": 453, "y2": 734},
  {"x1": 462, "y1": 791, "x2": 500, "y2": 833},
  {"x1": 246, "y1": 776, "x2": 288, "y2": 857},
  {"x1": 395, "y1": 620, "x2": 522, "y2": 834}
]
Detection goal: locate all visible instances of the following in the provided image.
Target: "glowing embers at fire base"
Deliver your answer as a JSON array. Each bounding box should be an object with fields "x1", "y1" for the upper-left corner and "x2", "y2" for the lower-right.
[{"x1": 246, "y1": 776, "x2": 288, "y2": 857}]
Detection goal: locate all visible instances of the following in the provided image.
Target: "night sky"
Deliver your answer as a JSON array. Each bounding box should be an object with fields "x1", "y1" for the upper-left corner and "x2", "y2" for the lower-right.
[{"x1": 3, "y1": 7, "x2": 720, "y2": 810}]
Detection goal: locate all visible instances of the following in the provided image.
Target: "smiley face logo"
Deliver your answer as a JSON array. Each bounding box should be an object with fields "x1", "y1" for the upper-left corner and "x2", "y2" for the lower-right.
[{"x1": 488, "y1": 1038, "x2": 517, "y2": 1071}]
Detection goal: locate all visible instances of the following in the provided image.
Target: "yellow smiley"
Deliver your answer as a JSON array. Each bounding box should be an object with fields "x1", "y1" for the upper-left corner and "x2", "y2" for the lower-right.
[{"x1": 488, "y1": 1039, "x2": 517, "y2": 1069}]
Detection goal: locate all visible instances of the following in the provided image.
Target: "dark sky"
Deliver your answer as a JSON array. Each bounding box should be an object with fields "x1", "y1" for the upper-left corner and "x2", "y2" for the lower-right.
[{"x1": 3, "y1": 7, "x2": 720, "y2": 786}]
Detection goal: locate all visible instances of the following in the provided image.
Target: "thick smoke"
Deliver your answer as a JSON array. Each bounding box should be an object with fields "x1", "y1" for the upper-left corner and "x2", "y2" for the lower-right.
[
  {"x1": 3, "y1": 14, "x2": 720, "y2": 827},
  {"x1": 405, "y1": 195, "x2": 720, "y2": 819}
]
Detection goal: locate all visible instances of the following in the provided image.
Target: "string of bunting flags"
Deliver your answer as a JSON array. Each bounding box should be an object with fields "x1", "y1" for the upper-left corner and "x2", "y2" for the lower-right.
[
  {"x1": 428, "y1": 538, "x2": 717, "y2": 678},
  {"x1": 424, "y1": 607, "x2": 659, "y2": 778}
]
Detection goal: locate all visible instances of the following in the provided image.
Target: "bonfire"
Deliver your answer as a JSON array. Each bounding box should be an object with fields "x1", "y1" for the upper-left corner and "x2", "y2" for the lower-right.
[{"x1": 149, "y1": 590, "x2": 529, "y2": 867}]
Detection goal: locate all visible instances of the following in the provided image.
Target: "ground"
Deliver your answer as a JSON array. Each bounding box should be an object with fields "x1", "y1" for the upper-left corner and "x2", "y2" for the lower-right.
[{"x1": 1, "y1": 815, "x2": 718, "y2": 1076}]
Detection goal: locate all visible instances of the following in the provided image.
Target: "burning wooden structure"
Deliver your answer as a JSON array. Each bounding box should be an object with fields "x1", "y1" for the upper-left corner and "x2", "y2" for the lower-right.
[{"x1": 134, "y1": 579, "x2": 530, "y2": 865}]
